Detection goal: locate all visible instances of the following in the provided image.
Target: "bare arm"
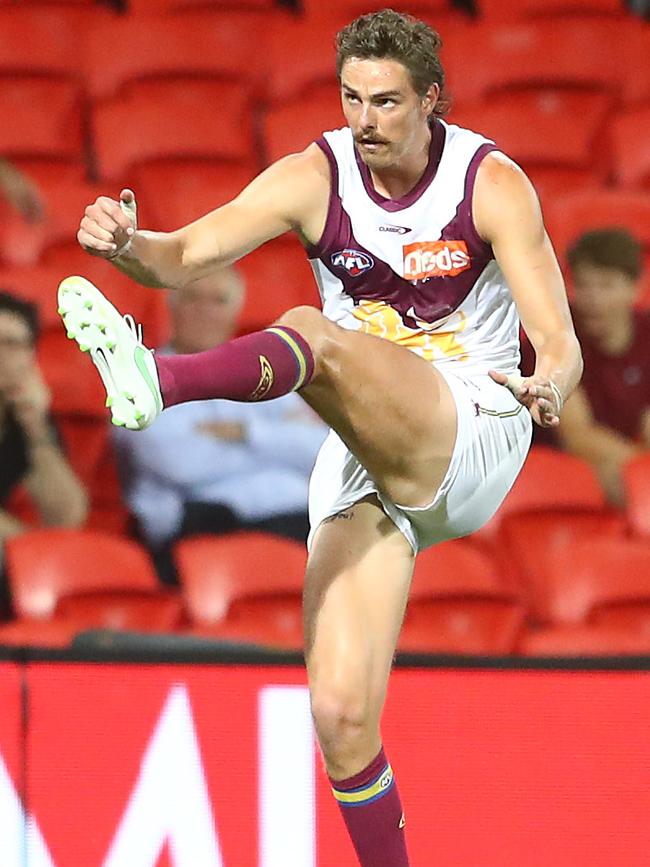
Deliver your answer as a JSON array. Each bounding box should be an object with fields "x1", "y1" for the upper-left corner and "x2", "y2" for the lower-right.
[
  {"x1": 24, "y1": 433, "x2": 89, "y2": 528},
  {"x1": 0, "y1": 508, "x2": 25, "y2": 541},
  {"x1": 78, "y1": 146, "x2": 330, "y2": 290},
  {"x1": 558, "y1": 387, "x2": 643, "y2": 505},
  {"x1": 474, "y1": 152, "x2": 583, "y2": 426},
  {"x1": 6, "y1": 369, "x2": 88, "y2": 528},
  {"x1": 0, "y1": 158, "x2": 44, "y2": 221}
]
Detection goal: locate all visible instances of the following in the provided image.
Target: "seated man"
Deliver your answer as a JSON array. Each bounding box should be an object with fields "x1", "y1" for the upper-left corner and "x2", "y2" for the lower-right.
[
  {"x1": 0, "y1": 291, "x2": 88, "y2": 609},
  {"x1": 112, "y1": 267, "x2": 328, "y2": 575},
  {"x1": 523, "y1": 228, "x2": 650, "y2": 505}
]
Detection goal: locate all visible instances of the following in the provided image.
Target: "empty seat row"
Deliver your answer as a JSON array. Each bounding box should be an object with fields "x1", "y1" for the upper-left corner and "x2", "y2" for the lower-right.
[
  {"x1": 1, "y1": 79, "x2": 648, "y2": 204},
  {"x1": 0, "y1": 9, "x2": 648, "y2": 109},
  {"x1": 1, "y1": 526, "x2": 650, "y2": 655}
]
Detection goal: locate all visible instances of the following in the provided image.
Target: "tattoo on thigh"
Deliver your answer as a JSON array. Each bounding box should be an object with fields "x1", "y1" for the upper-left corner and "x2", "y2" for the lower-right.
[{"x1": 323, "y1": 509, "x2": 355, "y2": 523}]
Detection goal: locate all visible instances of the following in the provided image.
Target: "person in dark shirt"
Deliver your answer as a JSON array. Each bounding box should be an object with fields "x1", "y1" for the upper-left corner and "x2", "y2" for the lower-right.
[
  {"x1": 551, "y1": 229, "x2": 649, "y2": 505},
  {"x1": 0, "y1": 292, "x2": 88, "y2": 552}
]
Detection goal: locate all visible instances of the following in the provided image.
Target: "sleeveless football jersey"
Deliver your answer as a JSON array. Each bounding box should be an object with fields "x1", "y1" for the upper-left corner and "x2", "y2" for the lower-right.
[{"x1": 306, "y1": 119, "x2": 521, "y2": 376}]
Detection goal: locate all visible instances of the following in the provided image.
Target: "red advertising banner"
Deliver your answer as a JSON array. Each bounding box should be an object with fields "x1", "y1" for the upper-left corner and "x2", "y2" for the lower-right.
[
  {"x1": 0, "y1": 662, "x2": 25, "y2": 866},
  {"x1": 2, "y1": 663, "x2": 649, "y2": 866}
]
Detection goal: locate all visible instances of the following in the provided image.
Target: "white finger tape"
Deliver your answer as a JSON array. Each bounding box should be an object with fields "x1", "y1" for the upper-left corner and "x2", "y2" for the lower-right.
[
  {"x1": 505, "y1": 374, "x2": 525, "y2": 392},
  {"x1": 549, "y1": 379, "x2": 564, "y2": 413}
]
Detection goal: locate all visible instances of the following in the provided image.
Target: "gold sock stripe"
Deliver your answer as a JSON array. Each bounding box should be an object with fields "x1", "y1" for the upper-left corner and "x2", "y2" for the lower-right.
[
  {"x1": 332, "y1": 764, "x2": 394, "y2": 805},
  {"x1": 266, "y1": 327, "x2": 308, "y2": 390}
]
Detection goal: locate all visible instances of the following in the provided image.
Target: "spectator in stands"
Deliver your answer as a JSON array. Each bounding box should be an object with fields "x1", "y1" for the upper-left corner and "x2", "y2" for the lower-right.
[
  {"x1": 0, "y1": 292, "x2": 88, "y2": 609},
  {"x1": 0, "y1": 159, "x2": 43, "y2": 222},
  {"x1": 550, "y1": 229, "x2": 649, "y2": 505},
  {"x1": 113, "y1": 266, "x2": 328, "y2": 580}
]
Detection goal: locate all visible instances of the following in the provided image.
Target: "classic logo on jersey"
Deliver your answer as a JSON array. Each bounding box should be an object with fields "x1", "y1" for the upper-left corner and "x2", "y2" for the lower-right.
[
  {"x1": 379, "y1": 224, "x2": 411, "y2": 235},
  {"x1": 403, "y1": 240, "x2": 471, "y2": 280},
  {"x1": 331, "y1": 248, "x2": 374, "y2": 276}
]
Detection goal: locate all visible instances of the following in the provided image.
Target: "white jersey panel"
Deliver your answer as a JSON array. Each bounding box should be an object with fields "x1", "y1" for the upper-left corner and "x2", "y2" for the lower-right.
[{"x1": 309, "y1": 121, "x2": 522, "y2": 377}]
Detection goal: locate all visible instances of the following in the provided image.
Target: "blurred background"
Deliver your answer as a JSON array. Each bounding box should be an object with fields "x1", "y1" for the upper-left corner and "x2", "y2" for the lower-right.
[{"x1": 0, "y1": 0, "x2": 649, "y2": 661}]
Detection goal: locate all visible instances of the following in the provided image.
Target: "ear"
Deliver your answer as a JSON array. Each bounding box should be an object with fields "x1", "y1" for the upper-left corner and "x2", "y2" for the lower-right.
[{"x1": 422, "y1": 83, "x2": 440, "y2": 118}]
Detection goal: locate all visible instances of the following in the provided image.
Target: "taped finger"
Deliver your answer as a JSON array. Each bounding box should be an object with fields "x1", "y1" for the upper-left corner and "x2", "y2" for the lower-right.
[{"x1": 505, "y1": 373, "x2": 526, "y2": 393}]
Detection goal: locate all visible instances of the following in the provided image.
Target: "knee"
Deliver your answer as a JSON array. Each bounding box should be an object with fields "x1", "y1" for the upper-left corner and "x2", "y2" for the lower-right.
[
  {"x1": 275, "y1": 306, "x2": 340, "y2": 369},
  {"x1": 310, "y1": 680, "x2": 372, "y2": 749}
]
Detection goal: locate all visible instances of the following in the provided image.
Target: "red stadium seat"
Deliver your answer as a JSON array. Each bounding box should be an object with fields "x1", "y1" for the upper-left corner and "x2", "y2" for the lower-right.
[
  {"x1": 449, "y1": 90, "x2": 611, "y2": 202},
  {"x1": 133, "y1": 160, "x2": 257, "y2": 233},
  {"x1": 519, "y1": 623, "x2": 650, "y2": 656},
  {"x1": 83, "y1": 13, "x2": 265, "y2": 101},
  {"x1": 398, "y1": 540, "x2": 526, "y2": 654},
  {"x1": 473, "y1": 447, "x2": 607, "y2": 543},
  {"x1": 0, "y1": 6, "x2": 114, "y2": 81},
  {"x1": 129, "y1": 0, "x2": 275, "y2": 13},
  {"x1": 38, "y1": 328, "x2": 106, "y2": 418},
  {"x1": 623, "y1": 25, "x2": 650, "y2": 106},
  {"x1": 498, "y1": 509, "x2": 628, "y2": 622},
  {"x1": 544, "y1": 189, "x2": 650, "y2": 308},
  {"x1": 611, "y1": 106, "x2": 650, "y2": 190},
  {"x1": 0, "y1": 618, "x2": 83, "y2": 648},
  {"x1": 0, "y1": 78, "x2": 84, "y2": 164},
  {"x1": 5, "y1": 528, "x2": 161, "y2": 620},
  {"x1": 546, "y1": 189, "x2": 650, "y2": 260},
  {"x1": 443, "y1": 19, "x2": 627, "y2": 105},
  {"x1": 302, "y1": 0, "x2": 452, "y2": 17},
  {"x1": 0, "y1": 265, "x2": 70, "y2": 330},
  {"x1": 518, "y1": 537, "x2": 650, "y2": 627},
  {"x1": 55, "y1": 589, "x2": 182, "y2": 631},
  {"x1": 478, "y1": 0, "x2": 626, "y2": 21},
  {"x1": 265, "y1": 16, "x2": 341, "y2": 106},
  {"x1": 92, "y1": 80, "x2": 256, "y2": 182},
  {"x1": 0, "y1": 589, "x2": 182, "y2": 648},
  {"x1": 623, "y1": 453, "x2": 650, "y2": 540},
  {"x1": 175, "y1": 532, "x2": 306, "y2": 648},
  {"x1": 236, "y1": 237, "x2": 320, "y2": 333},
  {"x1": 263, "y1": 85, "x2": 344, "y2": 165}
]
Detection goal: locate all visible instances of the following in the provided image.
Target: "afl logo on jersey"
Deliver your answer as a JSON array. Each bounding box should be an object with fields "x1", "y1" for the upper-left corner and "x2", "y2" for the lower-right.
[
  {"x1": 331, "y1": 248, "x2": 374, "y2": 276},
  {"x1": 403, "y1": 240, "x2": 471, "y2": 280}
]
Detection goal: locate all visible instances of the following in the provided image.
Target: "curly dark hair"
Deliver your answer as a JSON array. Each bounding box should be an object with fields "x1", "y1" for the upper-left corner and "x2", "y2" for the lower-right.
[{"x1": 335, "y1": 9, "x2": 450, "y2": 117}]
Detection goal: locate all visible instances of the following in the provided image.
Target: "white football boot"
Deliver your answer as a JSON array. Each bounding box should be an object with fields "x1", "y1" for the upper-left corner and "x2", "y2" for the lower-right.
[{"x1": 57, "y1": 275, "x2": 163, "y2": 430}]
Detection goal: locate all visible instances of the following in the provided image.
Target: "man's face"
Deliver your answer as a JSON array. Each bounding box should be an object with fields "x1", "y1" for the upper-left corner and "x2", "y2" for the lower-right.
[
  {"x1": 340, "y1": 57, "x2": 437, "y2": 171},
  {"x1": 0, "y1": 310, "x2": 35, "y2": 395},
  {"x1": 169, "y1": 271, "x2": 244, "y2": 354},
  {"x1": 571, "y1": 262, "x2": 638, "y2": 341}
]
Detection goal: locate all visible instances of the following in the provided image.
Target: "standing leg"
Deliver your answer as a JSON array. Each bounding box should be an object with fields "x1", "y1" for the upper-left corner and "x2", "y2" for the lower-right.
[{"x1": 304, "y1": 495, "x2": 415, "y2": 866}]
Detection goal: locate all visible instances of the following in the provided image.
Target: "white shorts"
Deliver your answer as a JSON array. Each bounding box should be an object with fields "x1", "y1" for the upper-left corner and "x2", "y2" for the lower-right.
[{"x1": 307, "y1": 369, "x2": 533, "y2": 553}]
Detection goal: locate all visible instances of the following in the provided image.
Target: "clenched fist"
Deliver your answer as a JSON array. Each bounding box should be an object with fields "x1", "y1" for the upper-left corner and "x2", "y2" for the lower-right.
[{"x1": 77, "y1": 188, "x2": 138, "y2": 259}]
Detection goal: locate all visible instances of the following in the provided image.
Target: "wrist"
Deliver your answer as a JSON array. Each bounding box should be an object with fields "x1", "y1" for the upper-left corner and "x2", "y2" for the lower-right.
[{"x1": 108, "y1": 236, "x2": 133, "y2": 261}]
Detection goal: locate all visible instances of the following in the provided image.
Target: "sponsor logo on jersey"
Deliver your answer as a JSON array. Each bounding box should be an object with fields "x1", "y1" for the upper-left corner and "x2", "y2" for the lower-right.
[
  {"x1": 379, "y1": 224, "x2": 411, "y2": 235},
  {"x1": 331, "y1": 248, "x2": 374, "y2": 276},
  {"x1": 403, "y1": 240, "x2": 471, "y2": 280}
]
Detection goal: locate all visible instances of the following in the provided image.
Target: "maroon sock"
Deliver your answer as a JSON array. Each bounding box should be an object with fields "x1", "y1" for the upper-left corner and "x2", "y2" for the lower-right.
[
  {"x1": 329, "y1": 748, "x2": 410, "y2": 867},
  {"x1": 155, "y1": 326, "x2": 314, "y2": 407}
]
